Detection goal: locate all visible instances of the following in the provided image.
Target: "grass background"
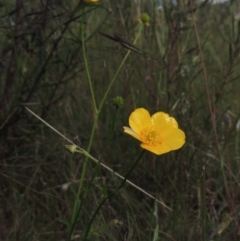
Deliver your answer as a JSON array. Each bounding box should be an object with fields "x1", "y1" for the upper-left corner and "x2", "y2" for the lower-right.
[{"x1": 1, "y1": 0, "x2": 240, "y2": 240}]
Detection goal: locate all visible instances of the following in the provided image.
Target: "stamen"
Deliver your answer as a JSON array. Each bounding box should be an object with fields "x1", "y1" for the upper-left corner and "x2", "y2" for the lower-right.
[{"x1": 140, "y1": 126, "x2": 163, "y2": 145}]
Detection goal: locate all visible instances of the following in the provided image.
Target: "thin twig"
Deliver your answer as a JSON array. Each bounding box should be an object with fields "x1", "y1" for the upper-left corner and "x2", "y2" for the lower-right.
[{"x1": 24, "y1": 106, "x2": 172, "y2": 211}]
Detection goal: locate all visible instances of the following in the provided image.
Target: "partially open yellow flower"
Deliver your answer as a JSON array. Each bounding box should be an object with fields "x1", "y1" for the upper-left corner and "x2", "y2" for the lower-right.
[{"x1": 123, "y1": 108, "x2": 185, "y2": 155}]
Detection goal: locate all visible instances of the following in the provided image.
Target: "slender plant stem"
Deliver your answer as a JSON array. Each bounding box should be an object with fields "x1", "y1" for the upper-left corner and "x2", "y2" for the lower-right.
[
  {"x1": 111, "y1": 107, "x2": 118, "y2": 132},
  {"x1": 70, "y1": 20, "x2": 144, "y2": 238},
  {"x1": 100, "y1": 25, "x2": 143, "y2": 113},
  {"x1": 69, "y1": 5, "x2": 98, "y2": 235},
  {"x1": 81, "y1": 6, "x2": 97, "y2": 112},
  {"x1": 86, "y1": 23, "x2": 144, "y2": 155}
]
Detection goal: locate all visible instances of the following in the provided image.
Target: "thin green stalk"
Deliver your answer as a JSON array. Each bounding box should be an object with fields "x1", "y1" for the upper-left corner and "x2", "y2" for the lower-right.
[
  {"x1": 99, "y1": 25, "x2": 143, "y2": 114},
  {"x1": 87, "y1": 24, "x2": 144, "y2": 154},
  {"x1": 81, "y1": 7, "x2": 97, "y2": 112},
  {"x1": 111, "y1": 107, "x2": 118, "y2": 133},
  {"x1": 82, "y1": 150, "x2": 146, "y2": 241},
  {"x1": 69, "y1": 5, "x2": 98, "y2": 236},
  {"x1": 69, "y1": 23, "x2": 144, "y2": 237},
  {"x1": 75, "y1": 25, "x2": 144, "y2": 213},
  {"x1": 73, "y1": 26, "x2": 144, "y2": 219}
]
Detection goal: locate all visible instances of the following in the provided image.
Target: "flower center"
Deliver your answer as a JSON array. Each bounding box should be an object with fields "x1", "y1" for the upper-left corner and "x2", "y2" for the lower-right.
[{"x1": 140, "y1": 126, "x2": 163, "y2": 145}]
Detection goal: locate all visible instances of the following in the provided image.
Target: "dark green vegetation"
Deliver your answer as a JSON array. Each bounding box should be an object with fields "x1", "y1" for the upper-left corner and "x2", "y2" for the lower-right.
[{"x1": 1, "y1": 0, "x2": 240, "y2": 240}]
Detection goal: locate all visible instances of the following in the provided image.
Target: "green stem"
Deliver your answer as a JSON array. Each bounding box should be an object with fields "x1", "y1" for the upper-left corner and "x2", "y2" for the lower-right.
[
  {"x1": 83, "y1": 150, "x2": 145, "y2": 240},
  {"x1": 70, "y1": 23, "x2": 143, "y2": 237},
  {"x1": 99, "y1": 25, "x2": 143, "y2": 114},
  {"x1": 81, "y1": 7, "x2": 97, "y2": 112},
  {"x1": 69, "y1": 6, "x2": 98, "y2": 236},
  {"x1": 111, "y1": 107, "x2": 118, "y2": 133},
  {"x1": 86, "y1": 23, "x2": 144, "y2": 154}
]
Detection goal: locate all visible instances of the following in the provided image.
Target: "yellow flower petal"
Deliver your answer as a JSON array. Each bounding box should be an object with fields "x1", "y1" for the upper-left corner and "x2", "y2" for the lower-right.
[
  {"x1": 129, "y1": 108, "x2": 151, "y2": 135},
  {"x1": 162, "y1": 129, "x2": 185, "y2": 150},
  {"x1": 151, "y1": 112, "x2": 178, "y2": 130},
  {"x1": 123, "y1": 127, "x2": 141, "y2": 141},
  {"x1": 140, "y1": 143, "x2": 171, "y2": 155}
]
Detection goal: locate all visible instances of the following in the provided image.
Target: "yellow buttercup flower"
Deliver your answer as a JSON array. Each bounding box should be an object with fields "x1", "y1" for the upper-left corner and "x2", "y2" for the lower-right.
[
  {"x1": 84, "y1": 0, "x2": 99, "y2": 2},
  {"x1": 123, "y1": 108, "x2": 185, "y2": 155}
]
